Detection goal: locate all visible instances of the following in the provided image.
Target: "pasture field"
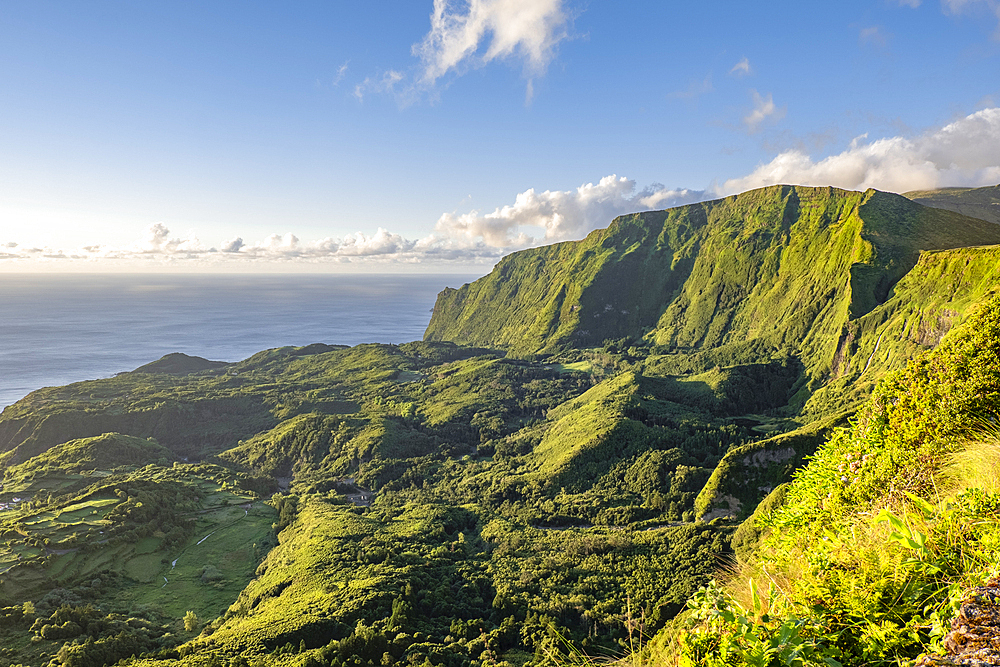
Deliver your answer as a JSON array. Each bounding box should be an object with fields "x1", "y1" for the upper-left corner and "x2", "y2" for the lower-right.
[
  {"x1": 552, "y1": 360, "x2": 593, "y2": 374},
  {"x1": 112, "y1": 500, "x2": 275, "y2": 620},
  {"x1": 0, "y1": 466, "x2": 275, "y2": 621}
]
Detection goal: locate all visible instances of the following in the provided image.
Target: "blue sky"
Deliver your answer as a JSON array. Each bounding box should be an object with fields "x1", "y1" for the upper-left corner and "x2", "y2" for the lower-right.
[{"x1": 1, "y1": 0, "x2": 999, "y2": 272}]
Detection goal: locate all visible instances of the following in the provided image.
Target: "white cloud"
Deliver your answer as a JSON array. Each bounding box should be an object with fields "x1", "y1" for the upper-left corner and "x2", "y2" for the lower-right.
[
  {"x1": 897, "y1": 0, "x2": 920, "y2": 7},
  {"x1": 136, "y1": 223, "x2": 205, "y2": 255},
  {"x1": 669, "y1": 75, "x2": 713, "y2": 100},
  {"x1": 0, "y1": 178, "x2": 711, "y2": 268},
  {"x1": 744, "y1": 90, "x2": 785, "y2": 133},
  {"x1": 859, "y1": 26, "x2": 889, "y2": 48},
  {"x1": 414, "y1": 0, "x2": 569, "y2": 86},
  {"x1": 433, "y1": 175, "x2": 707, "y2": 249},
  {"x1": 325, "y1": 229, "x2": 413, "y2": 257},
  {"x1": 353, "y1": 70, "x2": 405, "y2": 102},
  {"x1": 221, "y1": 237, "x2": 244, "y2": 253},
  {"x1": 729, "y1": 57, "x2": 752, "y2": 76},
  {"x1": 942, "y1": 0, "x2": 1000, "y2": 37},
  {"x1": 334, "y1": 61, "x2": 349, "y2": 86},
  {"x1": 9, "y1": 109, "x2": 1000, "y2": 270},
  {"x1": 944, "y1": 0, "x2": 981, "y2": 10},
  {"x1": 724, "y1": 107, "x2": 1000, "y2": 194}
]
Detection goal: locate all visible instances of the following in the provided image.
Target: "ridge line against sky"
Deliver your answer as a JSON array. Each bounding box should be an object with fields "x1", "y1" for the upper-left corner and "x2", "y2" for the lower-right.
[{"x1": 1, "y1": 0, "x2": 999, "y2": 272}]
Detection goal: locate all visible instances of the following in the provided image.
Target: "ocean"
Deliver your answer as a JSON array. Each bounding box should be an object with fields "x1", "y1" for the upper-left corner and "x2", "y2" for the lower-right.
[{"x1": 0, "y1": 273, "x2": 480, "y2": 410}]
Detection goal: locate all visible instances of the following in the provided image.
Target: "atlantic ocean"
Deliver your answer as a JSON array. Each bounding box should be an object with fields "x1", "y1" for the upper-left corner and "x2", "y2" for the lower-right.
[{"x1": 0, "y1": 273, "x2": 480, "y2": 409}]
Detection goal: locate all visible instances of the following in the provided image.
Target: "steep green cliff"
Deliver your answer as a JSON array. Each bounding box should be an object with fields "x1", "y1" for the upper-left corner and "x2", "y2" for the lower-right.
[
  {"x1": 663, "y1": 293, "x2": 1000, "y2": 667},
  {"x1": 425, "y1": 186, "x2": 1000, "y2": 383},
  {"x1": 691, "y1": 243, "x2": 1000, "y2": 519}
]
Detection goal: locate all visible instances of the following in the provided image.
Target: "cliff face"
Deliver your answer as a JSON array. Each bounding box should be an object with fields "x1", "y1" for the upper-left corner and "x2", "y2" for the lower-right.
[{"x1": 425, "y1": 187, "x2": 1000, "y2": 378}]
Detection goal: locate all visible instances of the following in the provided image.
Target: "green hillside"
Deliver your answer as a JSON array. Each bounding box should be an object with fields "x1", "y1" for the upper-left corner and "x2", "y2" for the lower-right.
[
  {"x1": 654, "y1": 292, "x2": 1000, "y2": 667},
  {"x1": 130, "y1": 353, "x2": 231, "y2": 375},
  {"x1": 684, "y1": 242, "x2": 1000, "y2": 520},
  {"x1": 5, "y1": 433, "x2": 174, "y2": 479},
  {"x1": 905, "y1": 183, "x2": 1000, "y2": 224},
  {"x1": 426, "y1": 186, "x2": 1000, "y2": 369},
  {"x1": 4, "y1": 184, "x2": 1000, "y2": 667}
]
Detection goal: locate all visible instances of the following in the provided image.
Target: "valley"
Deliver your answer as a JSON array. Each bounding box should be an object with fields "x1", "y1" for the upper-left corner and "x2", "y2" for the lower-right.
[{"x1": 3, "y1": 184, "x2": 1000, "y2": 667}]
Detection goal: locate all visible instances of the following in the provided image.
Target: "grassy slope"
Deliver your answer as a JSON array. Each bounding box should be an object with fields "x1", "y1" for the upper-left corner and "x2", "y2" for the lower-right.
[
  {"x1": 4, "y1": 433, "x2": 174, "y2": 478},
  {"x1": 524, "y1": 372, "x2": 738, "y2": 493},
  {"x1": 0, "y1": 343, "x2": 478, "y2": 470},
  {"x1": 905, "y1": 183, "x2": 1000, "y2": 224},
  {"x1": 131, "y1": 353, "x2": 232, "y2": 375},
  {"x1": 425, "y1": 187, "x2": 1000, "y2": 380},
  {"x1": 659, "y1": 293, "x2": 1000, "y2": 667},
  {"x1": 694, "y1": 244, "x2": 1000, "y2": 519},
  {"x1": 692, "y1": 414, "x2": 846, "y2": 522}
]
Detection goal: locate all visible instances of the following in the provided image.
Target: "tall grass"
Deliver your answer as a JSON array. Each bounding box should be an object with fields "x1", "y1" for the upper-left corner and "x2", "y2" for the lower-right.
[
  {"x1": 942, "y1": 427, "x2": 1000, "y2": 496},
  {"x1": 619, "y1": 427, "x2": 1000, "y2": 667}
]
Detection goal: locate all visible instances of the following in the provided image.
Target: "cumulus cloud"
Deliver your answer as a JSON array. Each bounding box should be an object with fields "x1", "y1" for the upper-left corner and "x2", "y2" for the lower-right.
[
  {"x1": 433, "y1": 175, "x2": 707, "y2": 249},
  {"x1": 729, "y1": 57, "x2": 752, "y2": 76},
  {"x1": 137, "y1": 223, "x2": 204, "y2": 255},
  {"x1": 724, "y1": 107, "x2": 1000, "y2": 194},
  {"x1": 0, "y1": 178, "x2": 712, "y2": 268},
  {"x1": 221, "y1": 237, "x2": 244, "y2": 253},
  {"x1": 414, "y1": 0, "x2": 569, "y2": 86},
  {"x1": 9, "y1": 108, "x2": 1000, "y2": 270},
  {"x1": 744, "y1": 90, "x2": 785, "y2": 133}
]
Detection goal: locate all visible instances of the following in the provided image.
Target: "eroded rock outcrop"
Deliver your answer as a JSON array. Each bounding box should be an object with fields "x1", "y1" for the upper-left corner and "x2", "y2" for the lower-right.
[{"x1": 917, "y1": 578, "x2": 1000, "y2": 666}]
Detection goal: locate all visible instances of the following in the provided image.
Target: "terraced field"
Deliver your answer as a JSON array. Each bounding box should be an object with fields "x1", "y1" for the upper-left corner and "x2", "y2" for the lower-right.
[{"x1": 0, "y1": 461, "x2": 275, "y2": 619}]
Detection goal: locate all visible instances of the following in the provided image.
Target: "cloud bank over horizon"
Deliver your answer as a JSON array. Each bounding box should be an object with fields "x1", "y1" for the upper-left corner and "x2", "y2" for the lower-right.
[{"x1": 4, "y1": 107, "x2": 999, "y2": 270}]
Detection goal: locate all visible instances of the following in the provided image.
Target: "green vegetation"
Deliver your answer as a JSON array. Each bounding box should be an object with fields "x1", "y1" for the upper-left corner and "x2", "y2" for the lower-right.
[
  {"x1": 130, "y1": 353, "x2": 232, "y2": 376},
  {"x1": 906, "y1": 183, "x2": 1000, "y2": 224},
  {"x1": 640, "y1": 293, "x2": 1000, "y2": 666},
  {"x1": 3, "y1": 183, "x2": 1000, "y2": 667},
  {"x1": 426, "y1": 187, "x2": 1000, "y2": 360}
]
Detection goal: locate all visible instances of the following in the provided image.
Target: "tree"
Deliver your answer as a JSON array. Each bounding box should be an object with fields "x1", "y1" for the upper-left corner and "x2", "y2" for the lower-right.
[{"x1": 183, "y1": 610, "x2": 199, "y2": 632}]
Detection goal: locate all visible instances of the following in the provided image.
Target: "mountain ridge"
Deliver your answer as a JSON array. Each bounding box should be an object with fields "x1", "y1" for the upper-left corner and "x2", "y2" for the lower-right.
[
  {"x1": 905, "y1": 183, "x2": 1000, "y2": 224},
  {"x1": 425, "y1": 186, "x2": 1000, "y2": 368}
]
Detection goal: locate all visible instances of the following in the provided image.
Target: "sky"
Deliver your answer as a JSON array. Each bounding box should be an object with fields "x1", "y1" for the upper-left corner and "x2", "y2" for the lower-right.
[{"x1": 1, "y1": 0, "x2": 999, "y2": 273}]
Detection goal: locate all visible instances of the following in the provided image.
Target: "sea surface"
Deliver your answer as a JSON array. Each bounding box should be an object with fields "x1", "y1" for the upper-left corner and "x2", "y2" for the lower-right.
[{"x1": 0, "y1": 273, "x2": 480, "y2": 410}]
